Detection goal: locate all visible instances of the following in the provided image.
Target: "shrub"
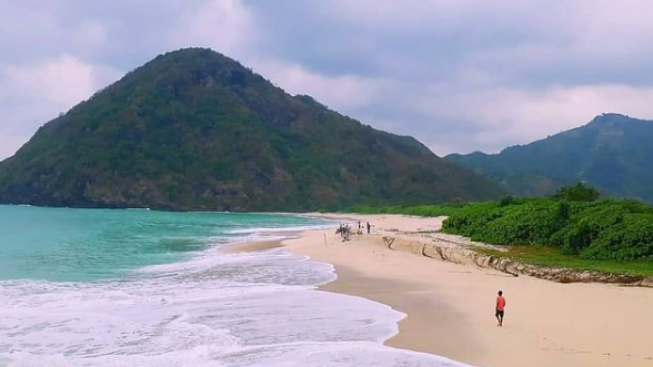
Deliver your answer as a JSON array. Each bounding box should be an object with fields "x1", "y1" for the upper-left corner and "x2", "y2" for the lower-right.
[
  {"x1": 500, "y1": 196, "x2": 515, "y2": 207},
  {"x1": 551, "y1": 183, "x2": 600, "y2": 202}
]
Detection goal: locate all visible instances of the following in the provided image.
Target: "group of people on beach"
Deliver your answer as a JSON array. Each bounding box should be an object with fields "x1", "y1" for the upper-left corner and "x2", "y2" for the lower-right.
[{"x1": 336, "y1": 221, "x2": 372, "y2": 241}]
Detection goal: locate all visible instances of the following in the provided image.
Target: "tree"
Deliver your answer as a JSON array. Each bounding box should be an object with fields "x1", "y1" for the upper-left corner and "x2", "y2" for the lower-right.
[{"x1": 551, "y1": 183, "x2": 600, "y2": 202}]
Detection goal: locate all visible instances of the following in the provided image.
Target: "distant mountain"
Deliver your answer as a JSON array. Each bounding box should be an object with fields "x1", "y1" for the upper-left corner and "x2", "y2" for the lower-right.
[
  {"x1": 446, "y1": 113, "x2": 653, "y2": 202},
  {"x1": 0, "y1": 48, "x2": 503, "y2": 211}
]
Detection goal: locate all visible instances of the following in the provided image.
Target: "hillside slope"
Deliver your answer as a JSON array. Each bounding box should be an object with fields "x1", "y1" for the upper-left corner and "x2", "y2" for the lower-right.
[
  {"x1": 446, "y1": 114, "x2": 653, "y2": 202},
  {"x1": 0, "y1": 48, "x2": 503, "y2": 211}
]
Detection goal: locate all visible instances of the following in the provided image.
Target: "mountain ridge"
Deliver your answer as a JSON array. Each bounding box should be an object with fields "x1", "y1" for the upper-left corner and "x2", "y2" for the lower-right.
[{"x1": 445, "y1": 113, "x2": 653, "y2": 202}]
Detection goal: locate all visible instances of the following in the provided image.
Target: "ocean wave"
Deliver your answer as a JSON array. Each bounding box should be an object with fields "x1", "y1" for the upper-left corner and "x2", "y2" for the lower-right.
[
  {"x1": 226, "y1": 223, "x2": 337, "y2": 235},
  {"x1": 0, "y1": 212, "x2": 472, "y2": 367}
]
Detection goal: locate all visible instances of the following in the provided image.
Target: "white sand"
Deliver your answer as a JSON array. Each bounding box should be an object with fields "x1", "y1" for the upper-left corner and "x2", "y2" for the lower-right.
[{"x1": 282, "y1": 214, "x2": 653, "y2": 367}]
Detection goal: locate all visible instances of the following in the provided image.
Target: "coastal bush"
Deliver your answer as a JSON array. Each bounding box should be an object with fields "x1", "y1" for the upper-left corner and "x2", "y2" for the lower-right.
[
  {"x1": 581, "y1": 214, "x2": 653, "y2": 260},
  {"x1": 445, "y1": 198, "x2": 653, "y2": 260},
  {"x1": 443, "y1": 199, "x2": 568, "y2": 246},
  {"x1": 350, "y1": 186, "x2": 653, "y2": 261}
]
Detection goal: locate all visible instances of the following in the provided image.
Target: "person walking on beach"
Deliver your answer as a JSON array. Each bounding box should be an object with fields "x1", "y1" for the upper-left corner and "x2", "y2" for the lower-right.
[
  {"x1": 366, "y1": 222, "x2": 371, "y2": 234},
  {"x1": 495, "y1": 290, "x2": 506, "y2": 327}
]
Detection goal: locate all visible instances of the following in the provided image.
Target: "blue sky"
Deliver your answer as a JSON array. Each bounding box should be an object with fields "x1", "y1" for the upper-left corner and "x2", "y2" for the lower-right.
[{"x1": 2, "y1": 0, "x2": 653, "y2": 160}]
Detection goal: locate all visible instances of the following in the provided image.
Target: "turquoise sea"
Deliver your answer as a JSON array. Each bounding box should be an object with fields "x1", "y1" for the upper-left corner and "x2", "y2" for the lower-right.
[
  {"x1": 0, "y1": 205, "x2": 470, "y2": 367},
  {"x1": 0, "y1": 205, "x2": 324, "y2": 282}
]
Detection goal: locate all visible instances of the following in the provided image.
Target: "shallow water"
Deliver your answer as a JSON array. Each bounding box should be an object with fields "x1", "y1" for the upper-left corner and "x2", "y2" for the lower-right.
[{"x1": 0, "y1": 205, "x2": 471, "y2": 366}]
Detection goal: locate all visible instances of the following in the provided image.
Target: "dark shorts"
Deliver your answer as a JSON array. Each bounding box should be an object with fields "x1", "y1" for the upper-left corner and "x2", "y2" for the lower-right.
[{"x1": 495, "y1": 309, "x2": 504, "y2": 318}]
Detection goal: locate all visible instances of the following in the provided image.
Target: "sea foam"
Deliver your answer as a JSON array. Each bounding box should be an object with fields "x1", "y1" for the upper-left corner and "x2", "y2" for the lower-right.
[{"x1": 0, "y1": 227, "x2": 472, "y2": 367}]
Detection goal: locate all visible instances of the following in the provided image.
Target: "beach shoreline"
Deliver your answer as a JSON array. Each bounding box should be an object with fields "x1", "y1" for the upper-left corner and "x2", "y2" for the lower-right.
[{"x1": 270, "y1": 213, "x2": 653, "y2": 367}]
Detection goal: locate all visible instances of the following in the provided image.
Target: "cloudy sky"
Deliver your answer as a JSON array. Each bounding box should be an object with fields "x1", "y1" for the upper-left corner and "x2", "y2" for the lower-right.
[{"x1": 2, "y1": 0, "x2": 653, "y2": 160}]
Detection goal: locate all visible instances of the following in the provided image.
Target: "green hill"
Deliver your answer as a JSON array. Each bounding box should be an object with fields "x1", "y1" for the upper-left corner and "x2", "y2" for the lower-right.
[
  {"x1": 446, "y1": 114, "x2": 653, "y2": 202},
  {"x1": 0, "y1": 48, "x2": 503, "y2": 211}
]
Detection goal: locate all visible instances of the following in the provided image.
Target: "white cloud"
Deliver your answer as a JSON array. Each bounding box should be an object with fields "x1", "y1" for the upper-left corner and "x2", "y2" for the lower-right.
[
  {"x1": 2, "y1": 55, "x2": 97, "y2": 106},
  {"x1": 319, "y1": 0, "x2": 477, "y2": 28},
  {"x1": 170, "y1": 0, "x2": 256, "y2": 60},
  {"x1": 0, "y1": 55, "x2": 121, "y2": 159},
  {"x1": 256, "y1": 60, "x2": 388, "y2": 110}
]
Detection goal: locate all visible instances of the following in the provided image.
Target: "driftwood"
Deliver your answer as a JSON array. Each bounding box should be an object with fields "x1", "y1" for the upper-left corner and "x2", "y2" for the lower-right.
[{"x1": 382, "y1": 236, "x2": 396, "y2": 248}]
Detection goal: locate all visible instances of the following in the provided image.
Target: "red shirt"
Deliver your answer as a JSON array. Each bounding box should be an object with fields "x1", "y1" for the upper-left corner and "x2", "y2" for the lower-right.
[{"x1": 496, "y1": 296, "x2": 506, "y2": 311}]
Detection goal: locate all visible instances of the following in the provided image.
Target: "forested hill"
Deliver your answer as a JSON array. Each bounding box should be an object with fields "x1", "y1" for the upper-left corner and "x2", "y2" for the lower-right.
[
  {"x1": 446, "y1": 114, "x2": 653, "y2": 203},
  {"x1": 0, "y1": 48, "x2": 503, "y2": 211}
]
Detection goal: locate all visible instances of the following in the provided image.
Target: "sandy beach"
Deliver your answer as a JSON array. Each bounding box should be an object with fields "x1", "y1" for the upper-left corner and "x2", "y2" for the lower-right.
[{"x1": 280, "y1": 214, "x2": 653, "y2": 367}]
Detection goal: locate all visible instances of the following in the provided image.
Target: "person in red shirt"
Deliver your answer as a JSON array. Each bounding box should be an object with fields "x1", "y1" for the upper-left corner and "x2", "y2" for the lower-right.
[{"x1": 495, "y1": 290, "x2": 506, "y2": 326}]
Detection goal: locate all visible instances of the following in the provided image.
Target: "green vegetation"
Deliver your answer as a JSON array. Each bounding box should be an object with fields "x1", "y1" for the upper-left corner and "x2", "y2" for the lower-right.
[
  {"x1": 348, "y1": 203, "x2": 462, "y2": 217},
  {"x1": 350, "y1": 184, "x2": 653, "y2": 262},
  {"x1": 474, "y1": 246, "x2": 653, "y2": 276},
  {"x1": 0, "y1": 48, "x2": 503, "y2": 211},
  {"x1": 445, "y1": 113, "x2": 653, "y2": 203},
  {"x1": 551, "y1": 183, "x2": 600, "y2": 202}
]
